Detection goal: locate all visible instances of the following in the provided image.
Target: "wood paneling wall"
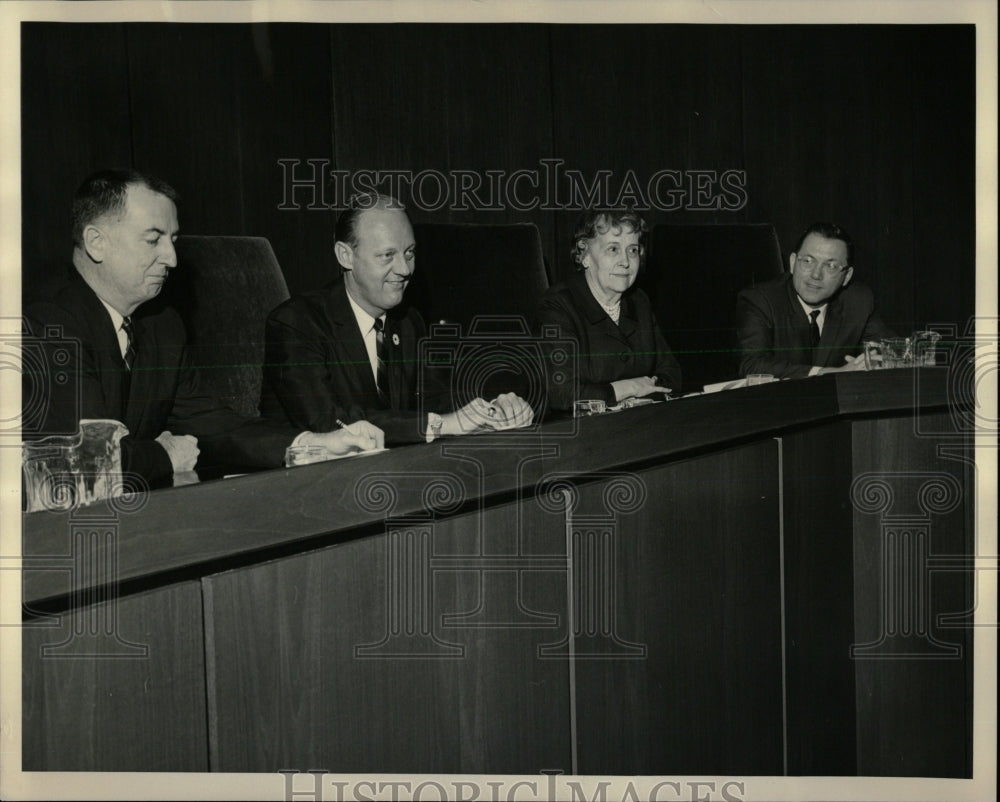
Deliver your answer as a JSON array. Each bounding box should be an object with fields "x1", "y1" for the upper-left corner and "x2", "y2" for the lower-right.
[{"x1": 21, "y1": 23, "x2": 975, "y2": 333}]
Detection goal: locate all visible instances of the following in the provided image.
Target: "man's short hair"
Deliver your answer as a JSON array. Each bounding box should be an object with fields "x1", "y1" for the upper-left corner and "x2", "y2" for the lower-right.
[
  {"x1": 72, "y1": 169, "x2": 179, "y2": 246},
  {"x1": 334, "y1": 192, "x2": 407, "y2": 249},
  {"x1": 793, "y1": 221, "x2": 854, "y2": 266},
  {"x1": 571, "y1": 209, "x2": 649, "y2": 268}
]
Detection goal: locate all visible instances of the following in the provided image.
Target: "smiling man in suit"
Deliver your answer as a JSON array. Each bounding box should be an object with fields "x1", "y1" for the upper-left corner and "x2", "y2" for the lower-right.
[
  {"x1": 24, "y1": 170, "x2": 383, "y2": 486},
  {"x1": 262, "y1": 193, "x2": 533, "y2": 444},
  {"x1": 736, "y1": 221, "x2": 895, "y2": 379}
]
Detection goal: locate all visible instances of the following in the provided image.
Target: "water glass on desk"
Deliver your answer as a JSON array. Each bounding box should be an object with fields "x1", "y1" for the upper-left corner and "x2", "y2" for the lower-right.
[
  {"x1": 573, "y1": 399, "x2": 607, "y2": 417},
  {"x1": 882, "y1": 337, "x2": 912, "y2": 368},
  {"x1": 863, "y1": 339, "x2": 887, "y2": 370},
  {"x1": 911, "y1": 330, "x2": 942, "y2": 366}
]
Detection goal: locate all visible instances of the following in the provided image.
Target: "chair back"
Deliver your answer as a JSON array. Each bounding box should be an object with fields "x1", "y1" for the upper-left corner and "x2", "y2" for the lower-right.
[
  {"x1": 645, "y1": 224, "x2": 784, "y2": 389},
  {"x1": 408, "y1": 223, "x2": 549, "y2": 331},
  {"x1": 168, "y1": 236, "x2": 290, "y2": 416}
]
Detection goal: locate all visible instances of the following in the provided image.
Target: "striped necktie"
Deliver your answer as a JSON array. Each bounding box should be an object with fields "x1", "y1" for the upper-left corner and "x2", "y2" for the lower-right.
[
  {"x1": 122, "y1": 316, "x2": 136, "y2": 372},
  {"x1": 120, "y1": 316, "x2": 135, "y2": 411},
  {"x1": 373, "y1": 317, "x2": 388, "y2": 401}
]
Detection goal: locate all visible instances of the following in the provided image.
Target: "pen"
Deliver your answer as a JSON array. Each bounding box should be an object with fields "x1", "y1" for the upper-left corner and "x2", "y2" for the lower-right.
[{"x1": 336, "y1": 418, "x2": 378, "y2": 451}]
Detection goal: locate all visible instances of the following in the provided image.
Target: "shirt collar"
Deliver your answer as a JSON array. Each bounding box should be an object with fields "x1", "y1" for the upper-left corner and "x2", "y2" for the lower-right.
[
  {"x1": 796, "y1": 295, "x2": 828, "y2": 323},
  {"x1": 97, "y1": 296, "x2": 126, "y2": 332},
  {"x1": 344, "y1": 286, "x2": 385, "y2": 334}
]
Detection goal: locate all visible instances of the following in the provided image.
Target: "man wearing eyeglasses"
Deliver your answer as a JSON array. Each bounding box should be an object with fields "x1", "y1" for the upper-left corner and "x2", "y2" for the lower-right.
[{"x1": 736, "y1": 221, "x2": 895, "y2": 379}]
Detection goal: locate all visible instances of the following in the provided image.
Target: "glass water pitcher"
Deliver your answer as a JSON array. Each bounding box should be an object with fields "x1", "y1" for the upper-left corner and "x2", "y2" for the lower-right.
[{"x1": 22, "y1": 419, "x2": 129, "y2": 512}]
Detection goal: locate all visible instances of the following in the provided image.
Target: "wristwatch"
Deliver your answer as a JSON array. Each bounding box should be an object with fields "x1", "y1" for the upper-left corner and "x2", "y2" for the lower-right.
[{"x1": 425, "y1": 412, "x2": 444, "y2": 443}]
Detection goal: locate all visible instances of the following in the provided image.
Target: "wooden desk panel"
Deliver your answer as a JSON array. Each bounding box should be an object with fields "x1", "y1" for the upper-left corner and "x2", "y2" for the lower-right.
[
  {"x1": 572, "y1": 441, "x2": 784, "y2": 775},
  {"x1": 849, "y1": 413, "x2": 973, "y2": 777},
  {"x1": 21, "y1": 581, "x2": 207, "y2": 771},
  {"x1": 203, "y1": 499, "x2": 572, "y2": 774},
  {"x1": 781, "y1": 420, "x2": 858, "y2": 775}
]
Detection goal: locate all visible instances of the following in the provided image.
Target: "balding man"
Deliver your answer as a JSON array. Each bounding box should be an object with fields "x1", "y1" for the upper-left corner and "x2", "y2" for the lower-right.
[
  {"x1": 24, "y1": 170, "x2": 383, "y2": 486},
  {"x1": 262, "y1": 193, "x2": 533, "y2": 444}
]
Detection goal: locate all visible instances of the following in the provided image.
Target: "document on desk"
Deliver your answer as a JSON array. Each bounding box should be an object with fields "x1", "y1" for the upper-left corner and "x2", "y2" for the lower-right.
[{"x1": 701, "y1": 378, "x2": 749, "y2": 393}]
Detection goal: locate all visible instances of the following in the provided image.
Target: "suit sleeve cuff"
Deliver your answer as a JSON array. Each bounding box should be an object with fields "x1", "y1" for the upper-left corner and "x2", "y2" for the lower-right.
[{"x1": 425, "y1": 412, "x2": 443, "y2": 443}]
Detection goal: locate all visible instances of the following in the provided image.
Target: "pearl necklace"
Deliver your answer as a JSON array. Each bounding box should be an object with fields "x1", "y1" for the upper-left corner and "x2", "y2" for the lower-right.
[
  {"x1": 584, "y1": 270, "x2": 622, "y2": 324},
  {"x1": 601, "y1": 300, "x2": 621, "y2": 324}
]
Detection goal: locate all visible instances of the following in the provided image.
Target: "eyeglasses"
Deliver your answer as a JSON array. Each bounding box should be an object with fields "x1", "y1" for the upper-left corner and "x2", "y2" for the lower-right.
[{"x1": 795, "y1": 255, "x2": 849, "y2": 277}]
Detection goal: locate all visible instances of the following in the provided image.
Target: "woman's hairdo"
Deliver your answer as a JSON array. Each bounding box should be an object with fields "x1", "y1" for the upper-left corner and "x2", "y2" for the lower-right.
[{"x1": 571, "y1": 209, "x2": 649, "y2": 268}]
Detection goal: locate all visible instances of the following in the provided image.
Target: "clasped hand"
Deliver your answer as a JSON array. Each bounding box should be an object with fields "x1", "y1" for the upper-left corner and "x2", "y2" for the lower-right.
[
  {"x1": 817, "y1": 354, "x2": 868, "y2": 375},
  {"x1": 305, "y1": 421, "x2": 385, "y2": 454},
  {"x1": 447, "y1": 393, "x2": 534, "y2": 435},
  {"x1": 156, "y1": 430, "x2": 200, "y2": 472},
  {"x1": 612, "y1": 376, "x2": 672, "y2": 402}
]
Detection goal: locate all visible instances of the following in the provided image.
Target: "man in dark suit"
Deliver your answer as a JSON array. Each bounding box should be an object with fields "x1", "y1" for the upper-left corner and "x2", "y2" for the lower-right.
[
  {"x1": 736, "y1": 221, "x2": 895, "y2": 379},
  {"x1": 24, "y1": 170, "x2": 383, "y2": 486},
  {"x1": 262, "y1": 193, "x2": 533, "y2": 444}
]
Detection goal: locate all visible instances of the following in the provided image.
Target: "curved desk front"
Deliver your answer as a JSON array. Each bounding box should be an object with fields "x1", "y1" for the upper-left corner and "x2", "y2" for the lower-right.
[{"x1": 21, "y1": 369, "x2": 974, "y2": 776}]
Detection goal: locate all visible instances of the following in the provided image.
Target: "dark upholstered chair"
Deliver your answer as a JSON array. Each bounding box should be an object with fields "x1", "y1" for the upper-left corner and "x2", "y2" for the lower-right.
[
  {"x1": 406, "y1": 223, "x2": 550, "y2": 404},
  {"x1": 644, "y1": 224, "x2": 785, "y2": 390},
  {"x1": 166, "y1": 236, "x2": 290, "y2": 417},
  {"x1": 409, "y1": 223, "x2": 549, "y2": 331}
]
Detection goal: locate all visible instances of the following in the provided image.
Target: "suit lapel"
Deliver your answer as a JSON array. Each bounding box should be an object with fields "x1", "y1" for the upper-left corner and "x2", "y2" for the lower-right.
[
  {"x1": 785, "y1": 307, "x2": 812, "y2": 349},
  {"x1": 123, "y1": 314, "x2": 151, "y2": 431},
  {"x1": 816, "y1": 296, "x2": 847, "y2": 368},
  {"x1": 570, "y1": 272, "x2": 630, "y2": 346},
  {"x1": 383, "y1": 314, "x2": 405, "y2": 408},
  {"x1": 617, "y1": 296, "x2": 639, "y2": 343},
  {"x1": 330, "y1": 281, "x2": 382, "y2": 402},
  {"x1": 101, "y1": 319, "x2": 129, "y2": 422},
  {"x1": 67, "y1": 274, "x2": 130, "y2": 423},
  {"x1": 781, "y1": 278, "x2": 816, "y2": 363}
]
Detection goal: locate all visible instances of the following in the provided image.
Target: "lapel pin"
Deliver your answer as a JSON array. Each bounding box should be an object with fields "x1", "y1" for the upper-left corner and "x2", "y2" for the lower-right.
[{"x1": 392, "y1": 333, "x2": 400, "y2": 346}]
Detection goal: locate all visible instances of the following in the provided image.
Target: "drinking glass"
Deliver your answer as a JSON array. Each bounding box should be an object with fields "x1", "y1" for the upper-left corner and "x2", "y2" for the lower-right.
[
  {"x1": 911, "y1": 330, "x2": 942, "y2": 366},
  {"x1": 573, "y1": 399, "x2": 607, "y2": 417},
  {"x1": 882, "y1": 338, "x2": 912, "y2": 368},
  {"x1": 862, "y1": 340, "x2": 886, "y2": 370}
]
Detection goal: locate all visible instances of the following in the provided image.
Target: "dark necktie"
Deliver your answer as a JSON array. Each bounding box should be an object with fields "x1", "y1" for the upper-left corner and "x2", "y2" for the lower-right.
[
  {"x1": 808, "y1": 309, "x2": 821, "y2": 347},
  {"x1": 373, "y1": 317, "x2": 388, "y2": 401},
  {"x1": 122, "y1": 317, "x2": 136, "y2": 372},
  {"x1": 121, "y1": 316, "x2": 135, "y2": 412}
]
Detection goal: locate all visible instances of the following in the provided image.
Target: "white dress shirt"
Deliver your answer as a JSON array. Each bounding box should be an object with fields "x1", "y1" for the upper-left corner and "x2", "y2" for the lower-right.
[
  {"x1": 97, "y1": 298, "x2": 129, "y2": 359},
  {"x1": 345, "y1": 288, "x2": 386, "y2": 385},
  {"x1": 796, "y1": 296, "x2": 828, "y2": 376}
]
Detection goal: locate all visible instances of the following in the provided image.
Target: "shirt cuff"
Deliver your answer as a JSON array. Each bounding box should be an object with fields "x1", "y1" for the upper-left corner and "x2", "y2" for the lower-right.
[
  {"x1": 425, "y1": 412, "x2": 443, "y2": 443},
  {"x1": 808, "y1": 366, "x2": 822, "y2": 376}
]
